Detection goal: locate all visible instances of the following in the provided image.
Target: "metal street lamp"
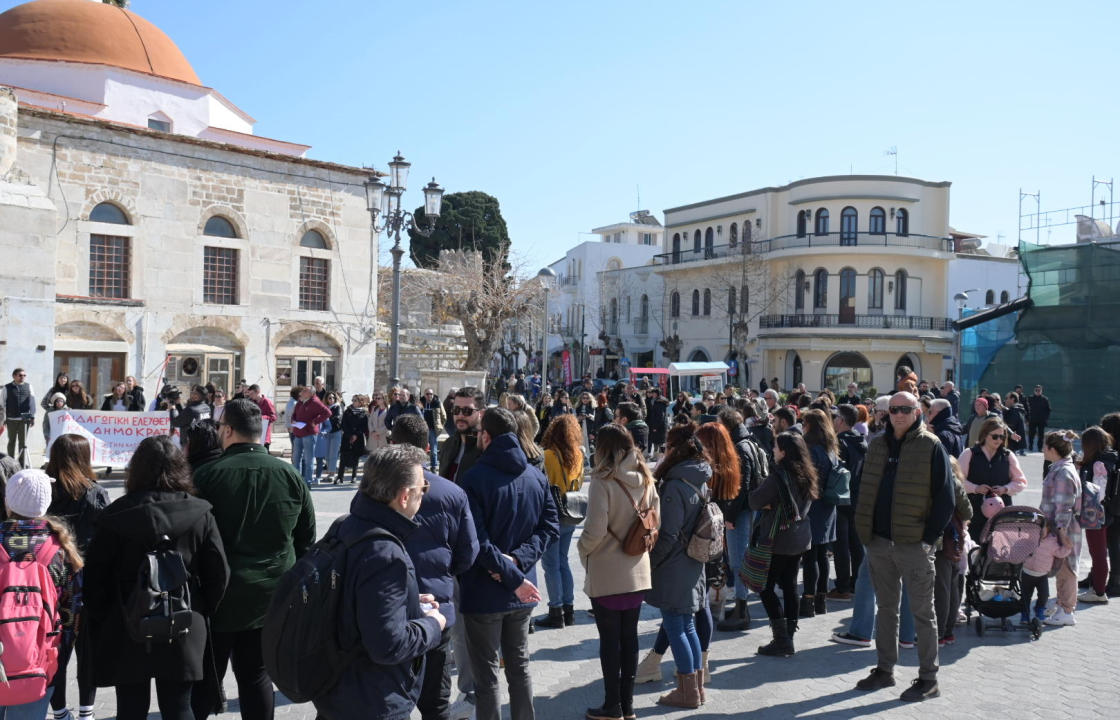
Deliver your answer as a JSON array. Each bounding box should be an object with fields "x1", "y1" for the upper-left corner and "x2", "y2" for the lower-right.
[
  {"x1": 537, "y1": 267, "x2": 557, "y2": 386},
  {"x1": 364, "y1": 152, "x2": 445, "y2": 389}
]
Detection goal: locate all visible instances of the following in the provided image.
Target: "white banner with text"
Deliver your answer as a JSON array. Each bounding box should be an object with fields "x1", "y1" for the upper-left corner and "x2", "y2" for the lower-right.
[{"x1": 48, "y1": 410, "x2": 171, "y2": 465}]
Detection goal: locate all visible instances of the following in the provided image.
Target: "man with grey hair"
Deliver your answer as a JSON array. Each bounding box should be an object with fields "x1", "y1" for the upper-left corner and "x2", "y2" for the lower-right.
[
  {"x1": 312, "y1": 445, "x2": 447, "y2": 720},
  {"x1": 938, "y1": 380, "x2": 960, "y2": 418},
  {"x1": 927, "y1": 398, "x2": 964, "y2": 458},
  {"x1": 762, "y1": 388, "x2": 780, "y2": 412},
  {"x1": 853, "y1": 392, "x2": 955, "y2": 702}
]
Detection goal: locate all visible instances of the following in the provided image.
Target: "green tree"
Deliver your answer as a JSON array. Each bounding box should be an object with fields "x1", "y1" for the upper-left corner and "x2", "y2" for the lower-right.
[{"x1": 407, "y1": 191, "x2": 510, "y2": 269}]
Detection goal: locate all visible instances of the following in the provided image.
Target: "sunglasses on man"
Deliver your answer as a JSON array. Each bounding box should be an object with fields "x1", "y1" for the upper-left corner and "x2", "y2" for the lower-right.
[
  {"x1": 452, "y1": 407, "x2": 476, "y2": 416},
  {"x1": 888, "y1": 406, "x2": 917, "y2": 415}
]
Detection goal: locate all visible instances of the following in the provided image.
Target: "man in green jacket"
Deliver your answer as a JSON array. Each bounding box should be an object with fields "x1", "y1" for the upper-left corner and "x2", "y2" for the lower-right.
[
  {"x1": 852, "y1": 391, "x2": 954, "y2": 704},
  {"x1": 193, "y1": 399, "x2": 316, "y2": 720}
]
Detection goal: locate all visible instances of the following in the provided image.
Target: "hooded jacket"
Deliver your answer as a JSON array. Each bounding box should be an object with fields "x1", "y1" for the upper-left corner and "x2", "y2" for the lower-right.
[
  {"x1": 930, "y1": 409, "x2": 966, "y2": 459},
  {"x1": 84, "y1": 490, "x2": 229, "y2": 685},
  {"x1": 459, "y1": 432, "x2": 559, "y2": 615},
  {"x1": 578, "y1": 450, "x2": 660, "y2": 598},
  {"x1": 405, "y1": 470, "x2": 479, "y2": 629},
  {"x1": 646, "y1": 458, "x2": 710, "y2": 615},
  {"x1": 312, "y1": 493, "x2": 443, "y2": 720}
]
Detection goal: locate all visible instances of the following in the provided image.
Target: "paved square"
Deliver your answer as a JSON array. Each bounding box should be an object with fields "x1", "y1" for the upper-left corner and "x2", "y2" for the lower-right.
[{"x1": 56, "y1": 450, "x2": 1114, "y2": 719}]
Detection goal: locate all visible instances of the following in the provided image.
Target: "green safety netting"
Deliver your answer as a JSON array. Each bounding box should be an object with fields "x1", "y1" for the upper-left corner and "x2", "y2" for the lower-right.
[{"x1": 962, "y1": 240, "x2": 1120, "y2": 430}]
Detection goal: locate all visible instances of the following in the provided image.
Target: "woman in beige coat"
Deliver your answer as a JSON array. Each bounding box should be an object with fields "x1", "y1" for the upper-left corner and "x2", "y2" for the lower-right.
[
  {"x1": 367, "y1": 390, "x2": 389, "y2": 451},
  {"x1": 579, "y1": 424, "x2": 660, "y2": 720}
]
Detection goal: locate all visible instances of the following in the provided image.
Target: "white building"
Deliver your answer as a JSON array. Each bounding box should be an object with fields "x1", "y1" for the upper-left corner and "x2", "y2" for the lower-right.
[
  {"x1": 610, "y1": 174, "x2": 1019, "y2": 395},
  {"x1": 526, "y1": 212, "x2": 661, "y2": 382},
  {"x1": 0, "y1": 0, "x2": 378, "y2": 435}
]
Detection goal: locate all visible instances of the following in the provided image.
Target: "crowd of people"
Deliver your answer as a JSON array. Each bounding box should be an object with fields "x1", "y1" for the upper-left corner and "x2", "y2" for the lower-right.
[{"x1": 0, "y1": 362, "x2": 1116, "y2": 720}]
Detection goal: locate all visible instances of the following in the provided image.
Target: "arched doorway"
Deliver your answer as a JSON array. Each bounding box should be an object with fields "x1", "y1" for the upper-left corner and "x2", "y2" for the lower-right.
[
  {"x1": 823, "y1": 352, "x2": 872, "y2": 395},
  {"x1": 786, "y1": 351, "x2": 803, "y2": 390},
  {"x1": 165, "y1": 327, "x2": 244, "y2": 396},
  {"x1": 275, "y1": 329, "x2": 342, "y2": 399},
  {"x1": 895, "y1": 353, "x2": 921, "y2": 386},
  {"x1": 684, "y1": 349, "x2": 710, "y2": 393}
]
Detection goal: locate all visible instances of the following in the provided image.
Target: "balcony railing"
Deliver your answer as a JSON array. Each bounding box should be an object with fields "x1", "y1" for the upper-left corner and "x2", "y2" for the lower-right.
[
  {"x1": 759, "y1": 313, "x2": 954, "y2": 331},
  {"x1": 653, "y1": 232, "x2": 954, "y2": 265},
  {"x1": 560, "y1": 275, "x2": 580, "y2": 286}
]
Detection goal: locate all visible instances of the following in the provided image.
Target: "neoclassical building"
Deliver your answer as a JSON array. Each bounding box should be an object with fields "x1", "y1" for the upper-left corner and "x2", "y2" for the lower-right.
[
  {"x1": 647, "y1": 174, "x2": 1014, "y2": 394},
  {"x1": 0, "y1": 0, "x2": 377, "y2": 423}
]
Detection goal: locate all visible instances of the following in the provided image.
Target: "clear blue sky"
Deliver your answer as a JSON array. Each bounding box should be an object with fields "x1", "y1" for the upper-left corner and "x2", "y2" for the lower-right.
[{"x1": 18, "y1": 0, "x2": 1120, "y2": 270}]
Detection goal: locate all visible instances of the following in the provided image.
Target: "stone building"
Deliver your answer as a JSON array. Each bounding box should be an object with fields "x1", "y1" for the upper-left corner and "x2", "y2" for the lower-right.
[{"x1": 0, "y1": 0, "x2": 377, "y2": 436}]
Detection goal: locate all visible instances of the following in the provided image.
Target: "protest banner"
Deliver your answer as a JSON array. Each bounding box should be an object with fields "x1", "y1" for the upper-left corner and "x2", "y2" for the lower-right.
[{"x1": 48, "y1": 410, "x2": 171, "y2": 466}]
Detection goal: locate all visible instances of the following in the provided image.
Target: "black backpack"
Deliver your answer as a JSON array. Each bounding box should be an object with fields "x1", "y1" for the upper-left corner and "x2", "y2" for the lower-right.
[
  {"x1": 122, "y1": 534, "x2": 194, "y2": 652},
  {"x1": 261, "y1": 516, "x2": 397, "y2": 703}
]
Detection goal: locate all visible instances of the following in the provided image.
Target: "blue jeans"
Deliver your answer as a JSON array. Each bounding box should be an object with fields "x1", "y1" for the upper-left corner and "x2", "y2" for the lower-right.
[
  {"x1": 660, "y1": 610, "x2": 702, "y2": 674},
  {"x1": 850, "y1": 551, "x2": 915, "y2": 642},
  {"x1": 725, "y1": 509, "x2": 753, "y2": 601},
  {"x1": 541, "y1": 524, "x2": 576, "y2": 607},
  {"x1": 428, "y1": 429, "x2": 440, "y2": 470},
  {"x1": 326, "y1": 431, "x2": 342, "y2": 473},
  {"x1": 0, "y1": 695, "x2": 51, "y2": 720},
  {"x1": 292, "y1": 434, "x2": 316, "y2": 486}
]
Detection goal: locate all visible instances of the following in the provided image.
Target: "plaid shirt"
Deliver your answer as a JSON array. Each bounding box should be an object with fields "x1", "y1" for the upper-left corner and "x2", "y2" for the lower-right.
[{"x1": 1039, "y1": 457, "x2": 1082, "y2": 573}]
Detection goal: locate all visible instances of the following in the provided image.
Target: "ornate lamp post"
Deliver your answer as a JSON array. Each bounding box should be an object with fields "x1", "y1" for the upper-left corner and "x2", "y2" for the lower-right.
[
  {"x1": 537, "y1": 267, "x2": 557, "y2": 385},
  {"x1": 364, "y1": 153, "x2": 444, "y2": 389}
]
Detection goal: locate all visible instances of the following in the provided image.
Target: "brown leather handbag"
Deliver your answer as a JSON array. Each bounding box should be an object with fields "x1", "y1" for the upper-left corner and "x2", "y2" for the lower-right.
[{"x1": 607, "y1": 476, "x2": 659, "y2": 556}]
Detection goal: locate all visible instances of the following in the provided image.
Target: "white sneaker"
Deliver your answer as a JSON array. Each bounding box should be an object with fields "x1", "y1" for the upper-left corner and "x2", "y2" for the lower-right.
[
  {"x1": 1078, "y1": 591, "x2": 1109, "y2": 604},
  {"x1": 1043, "y1": 609, "x2": 1076, "y2": 626},
  {"x1": 449, "y1": 695, "x2": 477, "y2": 720}
]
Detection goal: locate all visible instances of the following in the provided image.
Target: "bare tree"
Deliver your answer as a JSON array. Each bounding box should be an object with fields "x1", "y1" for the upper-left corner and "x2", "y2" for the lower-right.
[{"x1": 416, "y1": 248, "x2": 543, "y2": 371}]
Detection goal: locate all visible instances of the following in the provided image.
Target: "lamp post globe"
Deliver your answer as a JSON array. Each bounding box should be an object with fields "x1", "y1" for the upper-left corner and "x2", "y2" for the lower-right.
[{"x1": 537, "y1": 267, "x2": 557, "y2": 385}]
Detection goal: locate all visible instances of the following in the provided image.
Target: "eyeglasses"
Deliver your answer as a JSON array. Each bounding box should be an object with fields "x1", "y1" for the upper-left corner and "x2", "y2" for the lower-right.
[
  {"x1": 412, "y1": 481, "x2": 430, "y2": 495},
  {"x1": 888, "y1": 406, "x2": 917, "y2": 415},
  {"x1": 988, "y1": 433, "x2": 1005, "y2": 441},
  {"x1": 452, "y1": 407, "x2": 476, "y2": 416}
]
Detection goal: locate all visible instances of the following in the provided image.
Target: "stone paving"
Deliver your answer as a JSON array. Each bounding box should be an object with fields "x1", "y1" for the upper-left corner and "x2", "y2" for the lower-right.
[{"x1": 56, "y1": 449, "x2": 1115, "y2": 719}]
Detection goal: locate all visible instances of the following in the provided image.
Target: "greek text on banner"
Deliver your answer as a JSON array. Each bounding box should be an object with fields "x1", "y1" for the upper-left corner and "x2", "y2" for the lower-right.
[{"x1": 48, "y1": 410, "x2": 171, "y2": 465}]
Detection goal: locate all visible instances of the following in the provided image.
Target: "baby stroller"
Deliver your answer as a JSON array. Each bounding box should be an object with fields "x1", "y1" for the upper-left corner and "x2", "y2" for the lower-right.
[{"x1": 965, "y1": 505, "x2": 1047, "y2": 640}]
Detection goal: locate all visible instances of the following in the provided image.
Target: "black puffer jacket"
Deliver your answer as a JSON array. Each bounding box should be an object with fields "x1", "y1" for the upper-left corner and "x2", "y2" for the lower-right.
[
  {"x1": 48, "y1": 481, "x2": 110, "y2": 552},
  {"x1": 84, "y1": 491, "x2": 229, "y2": 685},
  {"x1": 930, "y1": 410, "x2": 965, "y2": 459}
]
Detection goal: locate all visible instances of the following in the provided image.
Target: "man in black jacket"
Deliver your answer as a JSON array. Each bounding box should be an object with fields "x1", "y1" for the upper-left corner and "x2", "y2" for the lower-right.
[
  {"x1": 1026, "y1": 384, "x2": 1051, "y2": 452},
  {"x1": 438, "y1": 387, "x2": 484, "y2": 484},
  {"x1": 614, "y1": 402, "x2": 648, "y2": 454},
  {"x1": 644, "y1": 388, "x2": 669, "y2": 454},
  {"x1": 830, "y1": 405, "x2": 868, "y2": 600},
  {"x1": 312, "y1": 445, "x2": 446, "y2": 720},
  {"x1": 392, "y1": 415, "x2": 479, "y2": 720}
]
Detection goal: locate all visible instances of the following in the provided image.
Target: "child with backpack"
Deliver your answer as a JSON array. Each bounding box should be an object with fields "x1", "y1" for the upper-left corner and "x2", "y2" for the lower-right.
[
  {"x1": 1020, "y1": 516, "x2": 1071, "y2": 625},
  {"x1": 82, "y1": 436, "x2": 229, "y2": 720},
  {"x1": 0, "y1": 469, "x2": 84, "y2": 720}
]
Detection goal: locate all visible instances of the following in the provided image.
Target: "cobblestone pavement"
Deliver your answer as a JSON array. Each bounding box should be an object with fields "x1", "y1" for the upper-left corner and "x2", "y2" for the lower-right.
[{"x1": 59, "y1": 450, "x2": 1115, "y2": 719}]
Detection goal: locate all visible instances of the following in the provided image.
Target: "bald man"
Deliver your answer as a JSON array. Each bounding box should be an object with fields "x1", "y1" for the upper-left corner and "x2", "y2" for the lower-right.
[{"x1": 852, "y1": 391, "x2": 955, "y2": 703}]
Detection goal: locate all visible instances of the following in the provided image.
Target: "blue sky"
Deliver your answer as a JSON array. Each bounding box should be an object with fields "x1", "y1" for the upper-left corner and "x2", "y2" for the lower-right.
[{"x1": 17, "y1": 0, "x2": 1120, "y2": 270}]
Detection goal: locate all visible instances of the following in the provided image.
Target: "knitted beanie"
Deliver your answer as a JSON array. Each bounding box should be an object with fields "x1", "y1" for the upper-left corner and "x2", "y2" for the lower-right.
[{"x1": 5, "y1": 469, "x2": 53, "y2": 519}]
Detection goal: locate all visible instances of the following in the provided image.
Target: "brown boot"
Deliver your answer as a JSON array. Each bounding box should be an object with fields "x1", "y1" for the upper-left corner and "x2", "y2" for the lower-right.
[{"x1": 657, "y1": 672, "x2": 701, "y2": 709}]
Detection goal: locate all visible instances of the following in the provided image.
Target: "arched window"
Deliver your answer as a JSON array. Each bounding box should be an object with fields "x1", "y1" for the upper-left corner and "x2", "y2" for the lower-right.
[
  {"x1": 840, "y1": 267, "x2": 856, "y2": 312},
  {"x1": 691, "y1": 289, "x2": 700, "y2": 316},
  {"x1": 869, "y1": 207, "x2": 886, "y2": 235},
  {"x1": 868, "y1": 268, "x2": 885, "y2": 309},
  {"x1": 300, "y1": 230, "x2": 328, "y2": 249},
  {"x1": 894, "y1": 269, "x2": 908, "y2": 311},
  {"x1": 703, "y1": 289, "x2": 711, "y2": 316},
  {"x1": 795, "y1": 269, "x2": 806, "y2": 311},
  {"x1": 693, "y1": 229, "x2": 702, "y2": 253},
  {"x1": 823, "y1": 352, "x2": 872, "y2": 394},
  {"x1": 90, "y1": 202, "x2": 129, "y2": 224},
  {"x1": 815, "y1": 208, "x2": 829, "y2": 236},
  {"x1": 840, "y1": 206, "x2": 858, "y2": 245},
  {"x1": 88, "y1": 202, "x2": 131, "y2": 299},
  {"x1": 671, "y1": 233, "x2": 681, "y2": 263},
  {"x1": 1000, "y1": 290, "x2": 1010, "y2": 304},
  {"x1": 639, "y1": 294, "x2": 650, "y2": 333},
  {"x1": 814, "y1": 269, "x2": 828, "y2": 309},
  {"x1": 729, "y1": 223, "x2": 738, "y2": 247},
  {"x1": 729, "y1": 286, "x2": 737, "y2": 314},
  {"x1": 985, "y1": 289, "x2": 995, "y2": 305},
  {"x1": 896, "y1": 208, "x2": 909, "y2": 236},
  {"x1": 670, "y1": 291, "x2": 681, "y2": 318},
  {"x1": 796, "y1": 210, "x2": 808, "y2": 238},
  {"x1": 204, "y1": 216, "x2": 238, "y2": 238},
  {"x1": 740, "y1": 284, "x2": 749, "y2": 315},
  {"x1": 704, "y1": 227, "x2": 714, "y2": 257}
]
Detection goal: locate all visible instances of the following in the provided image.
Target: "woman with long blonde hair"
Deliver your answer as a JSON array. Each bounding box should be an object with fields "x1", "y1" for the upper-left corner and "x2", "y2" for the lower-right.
[
  {"x1": 579, "y1": 424, "x2": 659, "y2": 720},
  {"x1": 536, "y1": 414, "x2": 584, "y2": 629}
]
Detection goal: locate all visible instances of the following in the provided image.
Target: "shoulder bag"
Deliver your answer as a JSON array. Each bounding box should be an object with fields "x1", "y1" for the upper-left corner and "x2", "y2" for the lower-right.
[{"x1": 606, "y1": 477, "x2": 659, "y2": 555}]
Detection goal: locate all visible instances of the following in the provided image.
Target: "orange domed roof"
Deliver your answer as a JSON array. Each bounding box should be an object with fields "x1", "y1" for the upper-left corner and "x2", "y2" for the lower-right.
[{"x1": 0, "y1": 0, "x2": 200, "y2": 85}]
